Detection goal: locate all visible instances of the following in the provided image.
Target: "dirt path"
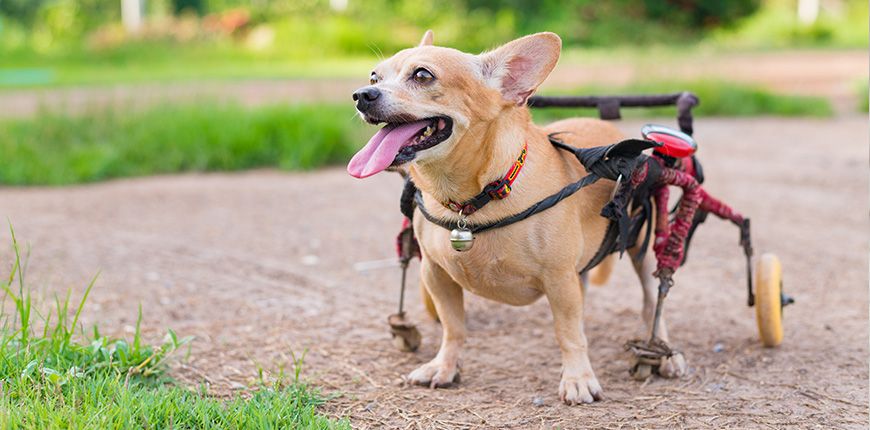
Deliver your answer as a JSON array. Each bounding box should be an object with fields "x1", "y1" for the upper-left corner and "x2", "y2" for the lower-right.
[
  {"x1": 0, "y1": 49, "x2": 865, "y2": 118},
  {"x1": 0, "y1": 117, "x2": 866, "y2": 428}
]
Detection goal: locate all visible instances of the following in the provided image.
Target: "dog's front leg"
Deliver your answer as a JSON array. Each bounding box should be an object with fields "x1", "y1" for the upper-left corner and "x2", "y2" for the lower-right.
[
  {"x1": 407, "y1": 260, "x2": 464, "y2": 388},
  {"x1": 546, "y1": 271, "x2": 603, "y2": 405}
]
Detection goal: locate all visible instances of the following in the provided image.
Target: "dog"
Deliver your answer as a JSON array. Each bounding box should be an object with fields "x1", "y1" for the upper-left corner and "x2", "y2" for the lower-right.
[{"x1": 347, "y1": 30, "x2": 687, "y2": 405}]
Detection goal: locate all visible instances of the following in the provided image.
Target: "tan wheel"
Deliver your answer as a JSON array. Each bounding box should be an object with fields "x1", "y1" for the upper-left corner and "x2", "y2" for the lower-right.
[{"x1": 755, "y1": 253, "x2": 784, "y2": 347}]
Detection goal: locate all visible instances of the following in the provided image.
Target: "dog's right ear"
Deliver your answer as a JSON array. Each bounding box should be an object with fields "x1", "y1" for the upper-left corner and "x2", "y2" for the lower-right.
[
  {"x1": 419, "y1": 30, "x2": 434, "y2": 47},
  {"x1": 480, "y1": 32, "x2": 562, "y2": 106}
]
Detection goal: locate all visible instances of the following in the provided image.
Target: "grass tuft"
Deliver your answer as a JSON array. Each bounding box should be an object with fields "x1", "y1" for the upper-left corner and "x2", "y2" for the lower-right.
[{"x1": 0, "y1": 225, "x2": 348, "y2": 429}]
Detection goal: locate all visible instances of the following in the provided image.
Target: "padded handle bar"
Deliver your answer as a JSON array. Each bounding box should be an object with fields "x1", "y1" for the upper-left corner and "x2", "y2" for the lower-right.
[{"x1": 527, "y1": 91, "x2": 700, "y2": 136}]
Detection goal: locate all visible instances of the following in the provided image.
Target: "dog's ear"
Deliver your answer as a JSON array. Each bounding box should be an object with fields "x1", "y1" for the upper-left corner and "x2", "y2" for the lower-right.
[
  {"x1": 480, "y1": 32, "x2": 561, "y2": 106},
  {"x1": 419, "y1": 30, "x2": 434, "y2": 47}
]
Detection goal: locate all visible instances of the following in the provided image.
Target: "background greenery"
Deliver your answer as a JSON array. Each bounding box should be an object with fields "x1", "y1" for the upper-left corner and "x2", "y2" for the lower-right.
[
  {"x1": 0, "y1": 0, "x2": 866, "y2": 86},
  {"x1": 0, "y1": 103, "x2": 366, "y2": 184},
  {"x1": 2, "y1": 0, "x2": 866, "y2": 56}
]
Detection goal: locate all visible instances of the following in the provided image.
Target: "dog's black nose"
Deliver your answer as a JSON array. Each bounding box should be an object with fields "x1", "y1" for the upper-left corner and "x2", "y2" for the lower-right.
[{"x1": 352, "y1": 87, "x2": 381, "y2": 111}]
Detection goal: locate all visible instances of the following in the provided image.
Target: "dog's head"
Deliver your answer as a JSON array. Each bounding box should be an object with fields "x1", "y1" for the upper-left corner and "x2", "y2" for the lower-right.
[{"x1": 347, "y1": 31, "x2": 561, "y2": 178}]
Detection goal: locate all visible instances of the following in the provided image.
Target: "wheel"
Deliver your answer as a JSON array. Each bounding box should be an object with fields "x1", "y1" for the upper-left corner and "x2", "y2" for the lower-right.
[
  {"x1": 388, "y1": 313, "x2": 422, "y2": 352},
  {"x1": 755, "y1": 253, "x2": 784, "y2": 347}
]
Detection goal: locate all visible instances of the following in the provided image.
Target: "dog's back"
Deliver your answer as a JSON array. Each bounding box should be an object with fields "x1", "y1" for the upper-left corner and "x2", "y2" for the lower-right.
[{"x1": 544, "y1": 117, "x2": 624, "y2": 149}]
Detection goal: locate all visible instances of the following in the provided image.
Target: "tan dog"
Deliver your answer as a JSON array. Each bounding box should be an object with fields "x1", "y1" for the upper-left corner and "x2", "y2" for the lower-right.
[{"x1": 348, "y1": 31, "x2": 687, "y2": 405}]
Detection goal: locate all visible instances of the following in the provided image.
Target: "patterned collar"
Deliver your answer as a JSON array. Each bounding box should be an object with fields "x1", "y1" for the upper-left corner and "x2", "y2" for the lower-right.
[{"x1": 442, "y1": 143, "x2": 528, "y2": 215}]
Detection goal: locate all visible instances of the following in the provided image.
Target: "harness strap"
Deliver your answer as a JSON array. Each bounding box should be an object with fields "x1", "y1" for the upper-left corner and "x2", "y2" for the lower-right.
[
  {"x1": 408, "y1": 135, "x2": 659, "y2": 273},
  {"x1": 412, "y1": 180, "x2": 620, "y2": 274},
  {"x1": 414, "y1": 170, "x2": 602, "y2": 234},
  {"x1": 579, "y1": 222, "x2": 619, "y2": 275}
]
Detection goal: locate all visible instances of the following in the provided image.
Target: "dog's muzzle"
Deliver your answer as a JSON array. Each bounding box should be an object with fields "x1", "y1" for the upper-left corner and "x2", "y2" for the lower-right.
[{"x1": 352, "y1": 86, "x2": 381, "y2": 113}]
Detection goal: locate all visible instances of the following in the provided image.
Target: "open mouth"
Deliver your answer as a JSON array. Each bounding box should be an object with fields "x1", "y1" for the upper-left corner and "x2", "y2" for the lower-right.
[
  {"x1": 347, "y1": 116, "x2": 453, "y2": 179},
  {"x1": 392, "y1": 116, "x2": 453, "y2": 165}
]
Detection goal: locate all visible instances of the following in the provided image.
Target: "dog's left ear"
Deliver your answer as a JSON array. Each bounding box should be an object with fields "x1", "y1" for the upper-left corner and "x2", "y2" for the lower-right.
[
  {"x1": 419, "y1": 30, "x2": 434, "y2": 47},
  {"x1": 480, "y1": 32, "x2": 561, "y2": 106}
]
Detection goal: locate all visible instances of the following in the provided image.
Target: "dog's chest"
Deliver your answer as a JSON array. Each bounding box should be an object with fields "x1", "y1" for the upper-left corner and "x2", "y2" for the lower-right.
[{"x1": 422, "y1": 229, "x2": 544, "y2": 305}]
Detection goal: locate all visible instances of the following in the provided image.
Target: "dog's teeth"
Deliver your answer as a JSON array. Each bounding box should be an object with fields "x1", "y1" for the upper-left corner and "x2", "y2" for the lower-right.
[{"x1": 423, "y1": 126, "x2": 434, "y2": 137}]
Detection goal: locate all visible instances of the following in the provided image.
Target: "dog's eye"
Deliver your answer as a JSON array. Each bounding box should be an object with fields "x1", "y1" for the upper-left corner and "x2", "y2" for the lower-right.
[
  {"x1": 370, "y1": 73, "x2": 380, "y2": 85},
  {"x1": 412, "y1": 68, "x2": 435, "y2": 84}
]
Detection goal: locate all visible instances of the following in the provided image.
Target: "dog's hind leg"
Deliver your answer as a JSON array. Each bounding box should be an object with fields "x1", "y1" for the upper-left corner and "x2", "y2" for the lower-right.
[
  {"x1": 546, "y1": 270, "x2": 603, "y2": 405},
  {"x1": 629, "y1": 248, "x2": 688, "y2": 378},
  {"x1": 407, "y1": 260, "x2": 464, "y2": 388}
]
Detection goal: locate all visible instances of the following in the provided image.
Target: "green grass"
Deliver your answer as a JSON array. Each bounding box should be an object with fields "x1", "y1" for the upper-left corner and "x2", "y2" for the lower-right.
[
  {"x1": 0, "y1": 52, "x2": 375, "y2": 88},
  {"x1": 534, "y1": 80, "x2": 833, "y2": 122},
  {"x1": 0, "y1": 103, "x2": 367, "y2": 185},
  {"x1": 0, "y1": 80, "x2": 833, "y2": 185},
  {"x1": 0, "y1": 227, "x2": 349, "y2": 429}
]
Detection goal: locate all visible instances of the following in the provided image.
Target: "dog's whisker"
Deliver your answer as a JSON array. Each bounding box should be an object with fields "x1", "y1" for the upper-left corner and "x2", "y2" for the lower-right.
[
  {"x1": 367, "y1": 43, "x2": 384, "y2": 60},
  {"x1": 350, "y1": 110, "x2": 367, "y2": 123}
]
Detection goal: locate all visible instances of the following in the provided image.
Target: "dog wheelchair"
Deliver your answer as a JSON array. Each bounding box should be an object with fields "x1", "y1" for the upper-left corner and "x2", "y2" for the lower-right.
[{"x1": 388, "y1": 91, "x2": 793, "y2": 379}]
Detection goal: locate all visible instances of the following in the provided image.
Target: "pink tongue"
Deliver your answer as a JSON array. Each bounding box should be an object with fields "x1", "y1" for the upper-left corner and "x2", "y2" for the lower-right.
[{"x1": 347, "y1": 120, "x2": 430, "y2": 178}]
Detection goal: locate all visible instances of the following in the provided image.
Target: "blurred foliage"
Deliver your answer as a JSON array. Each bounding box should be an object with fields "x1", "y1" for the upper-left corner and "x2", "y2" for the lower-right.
[
  {"x1": 1, "y1": 0, "x2": 865, "y2": 58},
  {"x1": 211, "y1": 0, "x2": 761, "y2": 52},
  {"x1": 711, "y1": 0, "x2": 868, "y2": 48},
  {"x1": 1, "y1": 0, "x2": 121, "y2": 52},
  {"x1": 0, "y1": 0, "x2": 762, "y2": 56},
  {"x1": 0, "y1": 0, "x2": 864, "y2": 88},
  {"x1": 0, "y1": 0, "x2": 47, "y2": 25},
  {"x1": 174, "y1": 0, "x2": 206, "y2": 15}
]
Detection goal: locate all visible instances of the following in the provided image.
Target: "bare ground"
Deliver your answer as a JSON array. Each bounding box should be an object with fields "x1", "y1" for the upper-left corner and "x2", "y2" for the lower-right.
[{"x1": 0, "y1": 117, "x2": 867, "y2": 429}]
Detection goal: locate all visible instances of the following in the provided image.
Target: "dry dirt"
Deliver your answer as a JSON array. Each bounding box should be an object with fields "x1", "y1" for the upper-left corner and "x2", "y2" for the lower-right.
[{"x1": 0, "y1": 117, "x2": 867, "y2": 429}]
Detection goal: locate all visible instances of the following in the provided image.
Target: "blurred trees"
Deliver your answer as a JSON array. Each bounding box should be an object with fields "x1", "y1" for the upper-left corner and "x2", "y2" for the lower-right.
[
  {"x1": 0, "y1": 0, "x2": 48, "y2": 25},
  {"x1": 463, "y1": 0, "x2": 760, "y2": 45},
  {"x1": 173, "y1": 0, "x2": 206, "y2": 15},
  {"x1": 1, "y1": 0, "x2": 759, "y2": 44},
  {"x1": 1, "y1": 0, "x2": 864, "y2": 54}
]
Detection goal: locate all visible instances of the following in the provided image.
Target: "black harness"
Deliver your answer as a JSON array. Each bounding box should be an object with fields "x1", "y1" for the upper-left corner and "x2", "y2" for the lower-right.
[{"x1": 401, "y1": 135, "x2": 661, "y2": 274}]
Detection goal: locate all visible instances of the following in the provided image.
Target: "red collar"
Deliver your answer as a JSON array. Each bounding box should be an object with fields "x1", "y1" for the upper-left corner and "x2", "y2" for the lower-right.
[{"x1": 442, "y1": 143, "x2": 528, "y2": 215}]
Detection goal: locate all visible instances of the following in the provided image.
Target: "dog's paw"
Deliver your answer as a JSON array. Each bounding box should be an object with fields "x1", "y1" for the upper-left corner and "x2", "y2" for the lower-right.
[
  {"x1": 659, "y1": 352, "x2": 688, "y2": 379},
  {"x1": 559, "y1": 372, "x2": 603, "y2": 405},
  {"x1": 407, "y1": 360, "x2": 460, "y2": 388}
]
